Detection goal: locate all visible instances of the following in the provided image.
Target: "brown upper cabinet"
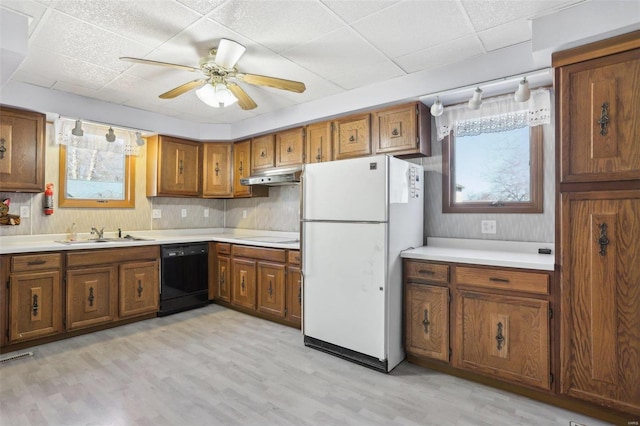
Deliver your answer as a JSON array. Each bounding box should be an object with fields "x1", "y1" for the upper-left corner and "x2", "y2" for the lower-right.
[
  {"x1": 0, "y1": 105, "x2": 46, "y2": 192},
  {"x1": 251, "y1": 134, "x2": 276, "y2": 172},
  {"x1": 333, "y1": 113, "x2": 371, "y2": 160},
  {"x1": 556, "y1": 42, "x2": 640, "y2": 183},
  {"x1": 147, "y1": 135, "x2": 200, "y2": 197},
  {"x1": 233, "y1": 139, "x2": 268, "y2": 198},
  {"x1": 201, "y1": 142, "x2": 232, "y2": 198},
  {"x1": 275, "y1": 127, "x2": 304, "y2": 167},
  {"x1": 305, "y1": 121, "x2": 333, "y2": 164},
  {"x1": 372, "y1": 102, "x2": 431, "y2": 158}
]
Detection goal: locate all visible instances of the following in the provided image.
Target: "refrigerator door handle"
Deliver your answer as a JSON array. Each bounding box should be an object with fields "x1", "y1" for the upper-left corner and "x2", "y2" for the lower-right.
[{"x1": 301, "y1": 219, "x2": 387, "y2": 224}]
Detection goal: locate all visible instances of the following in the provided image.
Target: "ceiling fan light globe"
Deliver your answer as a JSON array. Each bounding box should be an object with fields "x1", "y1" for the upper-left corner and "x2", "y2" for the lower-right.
[
  {"x1": 215, "y1": 39, "x2": 246, "y2": 69},
  {"x1": 196, "y1": 84, "x2": 221, "y2": 108},
  {"x1": 214, "y1": 83, "x2": 238, "y2": 107}
]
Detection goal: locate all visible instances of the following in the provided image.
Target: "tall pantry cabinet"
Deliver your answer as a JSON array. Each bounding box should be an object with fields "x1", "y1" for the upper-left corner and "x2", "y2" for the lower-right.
[{"x1": 554, "y1": 31, "x2": 640, "y2": 417}]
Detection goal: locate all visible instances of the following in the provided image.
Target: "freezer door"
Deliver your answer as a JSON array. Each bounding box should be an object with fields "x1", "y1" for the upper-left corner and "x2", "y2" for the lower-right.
[
  {"x1": 303, "y1": 221, "x2": 387, "y2": 360},
  {"x1": 303, "y1": 155, "x2": 388, "y2": 222}
]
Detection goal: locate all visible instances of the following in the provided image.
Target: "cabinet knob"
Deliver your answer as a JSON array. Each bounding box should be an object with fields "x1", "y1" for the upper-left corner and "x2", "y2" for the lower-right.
[
  {"x1": 392, "y1": 128, "x2": 399, "y2": 136},
  {"x1": 179, "y1": 159, "x2": 184, "y2": 175},
  {"x1": 316, "y1": 148, "x2": 321, "y2": 162},
  {"x1": 220, "y1": 271, "x2": 225, "y2": 288},
  {"x1": 239, "y1": 161, "x2": 243, "y2": 175},
  {"x1": 241, "y1": 276, "x2": 245, "y2": 291},
  {"x1": 88, "y1": 287, "x2": 95, "y2": 307},
  {"x1": 496, "y1": 322, "x2": 505, "y2": 350},
  {"x1": 597, "y1": 102, "x2": 610, "y2": 136},
  {"x1": 260, "y1": 150, "x2": 266, "y2": 158},
  {"x1": 215, "y1": 162, "x2": 220, "y2": 177},
  {"x1": 598, "y1": 222, "x2": 610, "y2": 256},
  {"x1": 287, "y1": 146, "x2": 292, "y2": 153},
  {"x1": 268, "y1": 279, "x2": 273, "y2": 297},
  {"x1": 422, "y1": 309, "x2": 430, "y2": 334},
  {"x1": 349, "y1": 135, "x2": 355, "y2": 142},
  {"x1": 0, "y1": 138, "x2": 5, "y2": 160},
  {"x1": 137, "y1": 280, "x2": 143, "y2": 297},
  {"x1": 32, "y1": 294, "x2": 39, "y2": 317}
]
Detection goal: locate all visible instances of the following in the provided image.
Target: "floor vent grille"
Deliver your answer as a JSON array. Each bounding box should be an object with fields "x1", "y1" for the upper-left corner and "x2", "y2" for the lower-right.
[{"x1": 0, "y1": 351, "x2": 34, "y2": 364}]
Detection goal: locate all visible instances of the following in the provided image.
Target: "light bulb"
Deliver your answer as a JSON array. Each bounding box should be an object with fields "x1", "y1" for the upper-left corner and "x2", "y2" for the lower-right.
[
  {"x1": 430, "y1": 97, "x2": 443, "y2": 117},
  {"x1": 468, "y1": 87, "x2": 483, "y2": 110}
]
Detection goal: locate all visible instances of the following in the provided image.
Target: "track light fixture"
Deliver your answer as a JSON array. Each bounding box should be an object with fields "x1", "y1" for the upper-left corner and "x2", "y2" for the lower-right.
[
  {"x1": 71, "y1": 120, "x2": 84, "y2": 136},
  {"x1": 514, "y1": 77, "x2": 531, "y2": 102},
  {"x1": 468, "y1": 87, "x2": 483, "y2": 110},
  {"x1": 105, "y1": 127, "x2": 116, "y2": 142},
  {"x1": 135, "y1": 132, "x2": 145, "y2": 146},
  {"x1": 430, "y1": 96, "x2": 444, "y2": 117}
]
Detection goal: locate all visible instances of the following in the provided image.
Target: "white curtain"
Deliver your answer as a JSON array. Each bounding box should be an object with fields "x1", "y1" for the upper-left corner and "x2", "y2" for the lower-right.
[
  {"x1": 54, "y1": 118, "x2": 142, "y2": 156},
  {"x1": 434, "y1": 88, "x2": 552, "y2": 141}
]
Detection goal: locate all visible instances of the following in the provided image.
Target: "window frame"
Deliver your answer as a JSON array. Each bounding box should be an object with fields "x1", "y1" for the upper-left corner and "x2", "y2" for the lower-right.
[
  {"x1": 442, "y1": 124, "x2": 543, "y2": 213},
  {"x1": 58, "y1": 144, "x2": 136, "y2": 208}
]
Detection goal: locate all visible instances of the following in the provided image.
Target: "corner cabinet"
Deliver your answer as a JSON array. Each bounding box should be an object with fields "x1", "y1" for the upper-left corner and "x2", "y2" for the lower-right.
[
  {"x1": 201, "y1": 142, "x2": 232, "y2": 198},
  {"x1": 554, "y1": 32, "x2": 640, "y2": 417},
  {"x1": 372, "y1": 102, "x2": 431, "y2": 158},
  {"x1": 147, "y1": 135, "x2": 200, "y2": 197},
  {"x1": 0, "y1": 105, "x2": 46, "y2": 192}
]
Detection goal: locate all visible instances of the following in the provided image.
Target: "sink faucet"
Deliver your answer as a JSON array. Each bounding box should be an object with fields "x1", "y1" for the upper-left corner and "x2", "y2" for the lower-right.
[{"x1": 91, "y1": 226, "x2": 105, "y2": 239}]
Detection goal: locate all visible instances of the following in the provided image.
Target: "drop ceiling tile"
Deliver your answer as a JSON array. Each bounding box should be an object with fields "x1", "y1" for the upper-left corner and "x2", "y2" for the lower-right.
[
  {"x1": 209, "y1": 0, "x2": 344, "y2": 52},
  {"x1": 30, "y1": 10, "x2": 150, "y2": 73},
  {"x1": 1, "y1": 0, "x2": 48, "y2": 35},
  {"x1": 352, "y1": 1, "x2": 474, "y2": 58},
  {"x1": 321, "y1": 0, "x2": 400, "y2": 23},
  {"x1": 461, "y1": 0, "x2": 583, "y2": 31},
  {"x1": 177, "y1": 0, "x2": 227, "y2": 16},
  {"x1": 17, "y1": 47, "x2": 120, "y2": 90},
  {"x1": 10, "y1": 69, "x2": 57, "y2": 89},
  {"x1": 394, "y1": 34, "x2": 485, "y2": 74},
  {"x1": 478, "y1": 19, "x2": 532, "y2": 51},
  {"x1": 281, "y1": 28, "x2": 393, "y2": 83},
  {"x1": 50, "y1": 0, "x2": 201, "y2": 48},
  {"x1": 329, "y1": 59, "x2": 405, "y2": 90}
]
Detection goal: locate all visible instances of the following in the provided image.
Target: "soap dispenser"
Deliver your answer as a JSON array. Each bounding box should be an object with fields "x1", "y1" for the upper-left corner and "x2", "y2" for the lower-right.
[{"x1": 69, "y1": 222, "x2": 77, "y2": 241}]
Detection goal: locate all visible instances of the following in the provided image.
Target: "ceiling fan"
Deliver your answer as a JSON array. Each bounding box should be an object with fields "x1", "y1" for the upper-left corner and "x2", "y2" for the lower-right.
[{"x1": 120, "y1": 39, "x2": 306, "y2": 110}]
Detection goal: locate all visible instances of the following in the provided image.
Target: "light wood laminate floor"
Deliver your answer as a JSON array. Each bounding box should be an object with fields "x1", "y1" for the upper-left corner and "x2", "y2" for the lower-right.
[{"x1": 1, "y1": 304, "x2": 611, "y2": 426}]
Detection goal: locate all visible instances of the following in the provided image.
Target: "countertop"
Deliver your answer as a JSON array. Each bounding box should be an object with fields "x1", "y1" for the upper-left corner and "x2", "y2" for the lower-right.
[
  {"x1": 0, "y1": 228, "x2": 300, "y2": 255},
  {"x1": 401, "y1": 237, "x2": 555, "y2": 271}
]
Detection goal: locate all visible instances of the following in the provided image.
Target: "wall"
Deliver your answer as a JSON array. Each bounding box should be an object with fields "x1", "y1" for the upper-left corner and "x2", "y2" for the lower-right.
[
  {"x1": 417, "y1": 115, "x2": 555, "y2": 243},
  {"x1": 0, "y1": 123, "x2": 299, "y2": 238}
]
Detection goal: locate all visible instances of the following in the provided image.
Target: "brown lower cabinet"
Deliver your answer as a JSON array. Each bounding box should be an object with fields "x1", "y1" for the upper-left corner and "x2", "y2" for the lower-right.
[
  {"x1": 211, "y1": 243, "x2": 301, "y2": 328},
  {"x1": 405, "y1": 283, "x2": 449, "y2": 362},
  {"x1": 66, "y1": 266, "x2": 117, "y2": 331}
]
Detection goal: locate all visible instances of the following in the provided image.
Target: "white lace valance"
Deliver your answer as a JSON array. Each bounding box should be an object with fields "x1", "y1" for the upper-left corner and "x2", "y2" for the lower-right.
[
  {"x1": 54, "y1": 118, "x2": 142, "y2": 156},
  {"x1": 435, "y1": 88, "x2": 551, "y2": 141}
]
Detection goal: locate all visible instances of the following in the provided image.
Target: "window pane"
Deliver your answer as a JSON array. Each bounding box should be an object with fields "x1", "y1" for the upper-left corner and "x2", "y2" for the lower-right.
[
  {"x1": 65, "y1": 144, "x2": 126, "y2": 200},
  {"x1": 454, "y1": 126, "x2": 530, "y2": 203}
]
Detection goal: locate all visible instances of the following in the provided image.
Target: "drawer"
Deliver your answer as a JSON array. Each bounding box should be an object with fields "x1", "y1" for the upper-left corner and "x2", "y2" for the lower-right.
[
  {"x1": 288, "y1": 250, "x2": 301, "y2": 265},
  {"x1": 232, "y1": 245, "x2": 286, "y2": 263},
  {"x1": 66, "y1": 246, "x2": 160, "y2": 268},
  {"x1": 456, "y1": 266, "x2": 549, "y2": 295},
  {"x1": 405, "y1": 260, "x2": 449, "y2": 284},
  {"x1": 217, "y1": 243, "x2": 231, "y2": 255},
  {"x1": 12, "y1": 253, "x2": 61, "y2": 272}
]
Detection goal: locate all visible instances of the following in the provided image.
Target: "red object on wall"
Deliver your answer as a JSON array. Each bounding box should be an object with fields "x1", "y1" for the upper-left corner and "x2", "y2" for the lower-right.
[{"x1": 44, "y1": 183, "x2": 54, "y2": 215}]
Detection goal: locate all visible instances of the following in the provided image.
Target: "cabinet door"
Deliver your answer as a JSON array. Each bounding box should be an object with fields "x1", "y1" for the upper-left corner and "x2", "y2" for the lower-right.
[
  {"x1": 305, "y1": 121, "x2": 332, "y2": 164},
  {"x1": 286, "y1": 266, "x2": 302, "y2": 326},
  {"x1": 372, "y1": 103, "x2": 419, "y2": 156},
  {"x1": 231, "y1": 258, "x2": 256, "y2": 310},
  {"x1": 251, "y1": 134, "x2": 275, "y2": 172},
  {"x1": 257, "y1": 262, "x2": 286, "y2": 318},
  {"x1": 202, "y1": 142, "x2": 232, "y2": 197},
  {"x1": 233, "y1": 140, "x2": 251, "y2": 197},
  {"x1": 119, "y1": 260, "x2": 159, "y2": 318},
  {"x1": 333, "y1": 114, "x2": 371, "y2": 160},
  {"x1": 405, "y1": 283, "x2": 449, "y2": 362},
  {"x1": 66, "y1": 266, "x2": 117, "y2": 330},
  {"x1": 561, "y1": 192, "x2": 640, "y2": 413},
  {"x1": 0, "y1": 106, "x2": 45, "y2": 192},
  {"x1": 158, "y1": 136, "x2": 200, "y2": 196},
  {"x1": 455, "y1": 291, "x2": 550, "y2": 390},
  {"x1": 9, "y1": 270, "x2": 62, "y2": 343},
  {"x1": 276, "y1": 127, "x2": 304, "y2": 167},
  {"x1": 216, "y1": 256, "x2": 231, "y2": 303},
  {"x1": 559, "y1": 48, "x2": 640, "y2": 183}
]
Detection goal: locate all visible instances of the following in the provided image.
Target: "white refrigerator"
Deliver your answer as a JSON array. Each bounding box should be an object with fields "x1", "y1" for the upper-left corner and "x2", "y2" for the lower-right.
[{"x1": 302, "y1": 154, "x2": 424, "y2": 372}]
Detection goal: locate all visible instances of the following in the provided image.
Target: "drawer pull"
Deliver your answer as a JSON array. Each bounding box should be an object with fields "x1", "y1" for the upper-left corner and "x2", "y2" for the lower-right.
[
  {"x1": 496, "y1": 322, "x2": 505, "y2": 351},
  {"x1": 268, "y1": 279, "x2": 273, "y2": 297},
  {"x1": 88, "y1": 287, "x2": 95, "y2": 307},
  {"x1": 598, "y1": 222, "x2": 609, "y2": 256},
  {"x1": 220, "y1": 271, "x2": 225, "y2": 289},
  {"x1": 298, "y1": 287, "x2": 302, "y2": 303},
  {"x1": 137, "y1": 280, "x2": 143, "y2": 297},
  {"x1": 489, "y1": 277, "x2": 510, "y2": 283},
  {"x1": 422, "y1": 309, "x2": 430, "y2": 334},
  {"x1": 597, "y1": 102, "x2": 609, "y2": 136},
  {"x1": 27, "y1": 259, "x2": 47, "y2": 266},
  {"x1": 32, "y1": 294, "x2": 39, "y2": 317},
  {"x1": 418, "y1": 269, "x2": 435, "y2": 275},
  {"x1": 241, "y1": 276, "x2": 245, "y2": 291}
]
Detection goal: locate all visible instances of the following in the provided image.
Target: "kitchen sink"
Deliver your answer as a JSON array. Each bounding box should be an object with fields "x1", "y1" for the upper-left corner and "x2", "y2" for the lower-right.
[{"x1": 55, "y1": 236, "x2": 154, "y2": 245}]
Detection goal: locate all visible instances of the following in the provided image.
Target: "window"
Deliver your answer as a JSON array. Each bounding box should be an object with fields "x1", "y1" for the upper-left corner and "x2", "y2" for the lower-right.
[
  {"x1": 56, "y1": 119, "x2": 136, "y2": 208},
  {"x1": 436, "y1": 88, "x2": 550, "y2": 214}
]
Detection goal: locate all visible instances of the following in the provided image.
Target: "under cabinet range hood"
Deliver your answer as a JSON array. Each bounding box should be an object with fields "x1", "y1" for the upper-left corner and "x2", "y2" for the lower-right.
[{"x1": 240, "y1": 165, "x2": 302, "y2": 186}]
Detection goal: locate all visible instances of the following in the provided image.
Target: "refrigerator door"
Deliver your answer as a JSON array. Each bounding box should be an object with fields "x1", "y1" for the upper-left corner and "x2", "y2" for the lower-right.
[
  {"x1": 303, "y1": 221, "x2": 387, "y2": 360},
  {"x1": 303, "y1": 155, "x2": 388, "y2": 222}
]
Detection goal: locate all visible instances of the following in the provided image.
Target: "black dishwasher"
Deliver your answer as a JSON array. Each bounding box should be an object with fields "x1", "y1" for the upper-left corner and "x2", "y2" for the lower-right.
[{"x1": 159, "y1": 243, "x2": 209, "y2": 316}]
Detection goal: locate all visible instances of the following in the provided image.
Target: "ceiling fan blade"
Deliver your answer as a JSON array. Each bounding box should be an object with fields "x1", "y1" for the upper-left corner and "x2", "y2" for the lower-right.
[
  {"x1": 236, "y1": 73, "x2": 306, "y2": 93},
  {"x1": 159, "y1": 79, "x2": 207, "y2": 99},
  {"x1": 214, "y1": 39, "x2": 246, "y2": 69},
  {"x1": 227, "y1": 83, "x2": 257, "y2": 110},
  {"x1": 120, "y1": 57, "x2": 199, "y2": 72}
]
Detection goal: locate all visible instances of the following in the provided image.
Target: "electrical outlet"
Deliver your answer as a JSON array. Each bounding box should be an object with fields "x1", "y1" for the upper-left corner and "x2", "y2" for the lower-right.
[
  {"x1": 181, "y1": 209, "x2": 187, "y2": 218},
  {"x1": 152, "y1": 209, "x2": 161, "y2": 219},
  {"x1": 481, "y1": 220, "x2": 496, "y2": 234},
  {"x1": 242, "y1": 210, "x2": 247, "y2": 219},
  {"x1": 20, "y1": 206, "x2": 30, "y2": 218},
  {"x1": 204, "y1": 208, "x2": 209, "y2": 218},
  {"x1": 569, "y1": 422, "x2": 586, "y2": 426}
]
